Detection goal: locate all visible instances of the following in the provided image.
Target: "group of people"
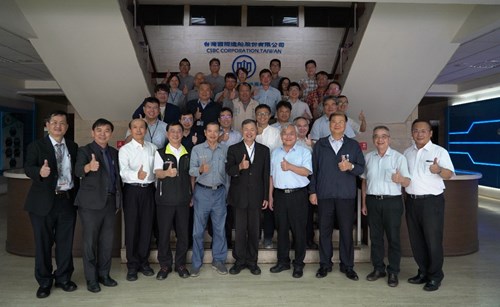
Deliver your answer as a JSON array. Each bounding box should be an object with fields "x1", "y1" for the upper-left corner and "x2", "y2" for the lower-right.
[{"x1": 24, "y1": 56, "x2": 455, "y2": 299}]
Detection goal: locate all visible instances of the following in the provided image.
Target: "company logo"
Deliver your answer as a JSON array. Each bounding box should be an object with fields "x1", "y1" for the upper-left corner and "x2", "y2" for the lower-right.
[{"x1": 232, "y1": 55, "x2": 256, "y2": 79}]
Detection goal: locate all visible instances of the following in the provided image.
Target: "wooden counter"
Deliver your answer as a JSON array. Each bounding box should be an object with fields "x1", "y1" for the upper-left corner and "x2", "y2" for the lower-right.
[
  {"x1": 400, "y1": 172, "x2": 481, "y2": 257},
  {"x1": 4, "y1": 168, "x2": 122, "y2": 257}
]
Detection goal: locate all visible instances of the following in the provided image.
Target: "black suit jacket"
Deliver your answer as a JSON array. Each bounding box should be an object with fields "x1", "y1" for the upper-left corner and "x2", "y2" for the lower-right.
[
  {"x1": 74, "y1": 142, "x2": 122, "y2": 210},
  {"x1": 24, "y1": 136, "x2": 79, "y2": 216},
  {"x1": 226, "y1": 141, "x2": 270, "y2": 209}
]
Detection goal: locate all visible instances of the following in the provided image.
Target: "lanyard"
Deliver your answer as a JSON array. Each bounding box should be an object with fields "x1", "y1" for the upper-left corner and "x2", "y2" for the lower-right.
[{"x1": 148, "y1": 120, "x2": 159, "y2": 142}]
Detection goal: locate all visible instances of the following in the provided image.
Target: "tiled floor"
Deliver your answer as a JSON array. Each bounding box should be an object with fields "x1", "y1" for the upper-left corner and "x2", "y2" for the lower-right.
[{"x1": 1, "y1": 191, "x2": 499, "y2": 306}]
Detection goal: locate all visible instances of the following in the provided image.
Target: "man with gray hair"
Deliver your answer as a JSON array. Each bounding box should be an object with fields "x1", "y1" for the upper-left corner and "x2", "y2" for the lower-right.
[
  {"x1": 269, "y1": 123, "x2": 312, "y2": 278},
  {"x1": 361, "y1": 126, "x2": 411, "y2": 287}
]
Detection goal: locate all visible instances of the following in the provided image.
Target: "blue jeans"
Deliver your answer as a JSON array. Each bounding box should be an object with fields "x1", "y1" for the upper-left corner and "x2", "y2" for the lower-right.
[{"x1": 192, "y1": 185, "x2": 227, "y2": 269}]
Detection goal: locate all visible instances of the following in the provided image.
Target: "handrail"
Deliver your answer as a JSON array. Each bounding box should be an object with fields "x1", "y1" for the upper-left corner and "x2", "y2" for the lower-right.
[{"x1": 331, "y1": 2, "x2": 356, "y2": 79}]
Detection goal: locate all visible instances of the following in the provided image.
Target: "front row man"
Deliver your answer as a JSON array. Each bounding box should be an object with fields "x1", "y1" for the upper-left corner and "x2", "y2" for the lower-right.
[
  {"x1": 119, "y1": 119, "x2": 157, "y2": 282},
  {"x1": 154, "y1": 122, "x2": 192, "y2": 280},
  {"x1": 404, "y1": 119, "x2": 454, "y2": 291},
  {"x1": 269, "y1": 124, "x2": 312, "y2": 278},
  {"x1": 189, "y1": 122, "x2": 229, "y2": 277},
  {"x1": 25, "y1": 111, "x2": 79, "y2": 299},
  {"x1": 361, "y1": 126, "x2": 410, "y2": 287},
  {"x1": 226, "y1": 119, "x2": 270, "y2": 275},
  {"x1": 75, "y1": 118, "x2": 122, "y2": 293},
  {"x1": 309, "y1": 112, "x2": 365, "y2": 281}
]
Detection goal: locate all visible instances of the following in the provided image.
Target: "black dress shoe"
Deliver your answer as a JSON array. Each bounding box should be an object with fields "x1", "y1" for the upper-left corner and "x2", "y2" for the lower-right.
[
  {"x1": 388, "y1": 273, "x2": 399, "y2": 287},
  {"x1": 86, "y1": 280, "x2": 101, "y2": 293},
  {"x1": 229, "y1": 264, "x2": 246, "y2": 275},
  {"x1": 408, "y1": 273, "x2": 427, "y2": 284},
  {"x1": 292, "y1": 267, "x2": 303, "y2": 278},
  {"x1": 315, "y1": 267, "x2": 332, "y2": 278},
  {"x1": 139, "y1": 265, "x2": 155, "y2": 276},
  {"x1": 340, "y1": 268, "x2": 359, "y2": 281},
  {"x1": 366, "y1": 270, "x2": 386, "y2": 281},
  {"x1": 270, "y1": 263, "x2": 291, "y2": 273},
  {"x1": 423, "y1": 280, "x2": 441, "y2": 291},
  {"x1": 126, "y1": 270, "x2": 138, "y2": 281},
  {"x1": 55, "y1": 280, "x2": 78, "y2": 292},
  {"x1": 175, "y1": 266, "x2": 190, "y2": 278},
  {"x1": 248, "y1": 264, "x2": 261, "y2": 275},
  {"x1": 98, "y1": 275, "x2": 118, "y2": 287},
  {"x1": 36, "y1": 286, "x2": 51, "y2": 299},
  {"x1": 156, "y1": 267, "x2": 172, "y2": 280}
]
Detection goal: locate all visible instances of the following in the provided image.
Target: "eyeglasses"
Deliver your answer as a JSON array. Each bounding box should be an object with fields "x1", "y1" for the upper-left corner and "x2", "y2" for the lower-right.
[
  {"x1": 181, "y1": 118, "x2": 193, "y2": 122},
  {"x1": 373, "y1": 134, "x2": 390, "y2": 140},
  {"x1": 256, "y1": 112, "x2": 270, "y2": 117},
  {"x1": 220, "y1": 115, "x2": 232, "y2": 120},
  {"x1": 49, "y1": 121, "x2": 67, "y2": 127}
]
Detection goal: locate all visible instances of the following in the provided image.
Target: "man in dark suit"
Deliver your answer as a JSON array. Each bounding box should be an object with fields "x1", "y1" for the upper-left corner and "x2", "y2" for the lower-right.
[
  {"x1": 186, "y1": 81, "x2": 222, "y2": 144},
  {"x1": 226, "y1": 119, "x2": 270, "y2": 275},
  {"x1": 24, "y1": 110, "x2": 79, "y2": 299},
  {"x1": 74, "y1": 118, "x2": 122, "y2": 293},
  {"x1": 309, "y1": 112, "x2": 365, "y2": 281}
]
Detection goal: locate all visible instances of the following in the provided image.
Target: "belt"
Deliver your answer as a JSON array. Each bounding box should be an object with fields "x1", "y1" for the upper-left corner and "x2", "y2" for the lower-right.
[
  {"x1": 275, "y1": 187, "x2": 305, "y2": 194},
  {"x1": 367, "y1": 194, "x2": 401, "y2": 200},
  {"x1": 408, "y1": 194, "x2": 437, "y2": 199},
  {"x1": 126, "y1": 183, "x2": 153, "y2": 188},
  {"x1": 55, "y1": 190, "x2": 70, "y2": 198},
  {"x1": 197, "y1": 182, "x2": 223, "y2": 190}
]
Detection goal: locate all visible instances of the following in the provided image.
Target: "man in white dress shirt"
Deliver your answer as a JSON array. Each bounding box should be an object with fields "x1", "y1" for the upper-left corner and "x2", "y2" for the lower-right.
[
  {"x1": 404, "y1": 119, "x2": 454, "y2": 292},
  {"x1": 119, "y1": 118, "x2": 158, "y2": 282},
  {"x1": 361, "y1": 126, "x2": 411, "y2": 287}
]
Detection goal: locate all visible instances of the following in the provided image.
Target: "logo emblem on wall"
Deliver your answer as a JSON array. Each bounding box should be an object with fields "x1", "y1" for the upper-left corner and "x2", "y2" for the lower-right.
[{"x1": 232, "y1": 55, "x2": 256, "y2": 79}]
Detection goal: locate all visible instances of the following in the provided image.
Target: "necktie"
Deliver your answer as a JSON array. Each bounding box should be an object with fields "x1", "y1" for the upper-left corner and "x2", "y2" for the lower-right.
[
  {"x1": 55, "y1": 143, "x2": 64, "y2": 190},
  {"x1": 101, "y1": 148, "x2": 116, "y2": 193},
  {"x1": 55, "y1": 143, "x2": 63, "y2": 179}
]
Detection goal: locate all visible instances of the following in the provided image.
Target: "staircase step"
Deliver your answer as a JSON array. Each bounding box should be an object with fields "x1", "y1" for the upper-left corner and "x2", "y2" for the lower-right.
[{"x1": 120, "y1": 243, "x2": 370, "y2": 264}]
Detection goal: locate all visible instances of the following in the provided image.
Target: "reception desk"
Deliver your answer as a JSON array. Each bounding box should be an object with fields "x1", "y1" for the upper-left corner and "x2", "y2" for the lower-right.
[
  {"x1": 400, "y1": 172, "x2": 482, "y2": 257},
  {"x1": 4, "y1": 168, "x2": 122, "y2": 257}
]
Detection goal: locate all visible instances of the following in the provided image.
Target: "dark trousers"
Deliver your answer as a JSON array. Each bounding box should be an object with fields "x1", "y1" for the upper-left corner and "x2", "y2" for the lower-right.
[
  {"x1": 306, "y1": 202, "x2": 317, "y2": 243},
  {"x1": 405, "y1": 194, "x2": 445, "y2": 283},
  {"x1": 366, "y1": 195, "x2": 403, "y2": 274},
  {"x1": 233, "y1": 206, "x2": 261, "y2": 266},
  {"x1": 123, "y1": 184, "x2": 155, "y2": 270},
  {"x1": 29, "y1": 194, "x2": 77, "y2": 287},
  {"x1": 79, "y1": 194, "x2": 116, "y2": 282},
  {"x1": 263, "y1": 208, "x2": 275, "y2": 241},
  {"x1": 318, "y1": 198, "x2": 355, "y2": 269},
  {"x1": 273, "y1": 188, "x2": 308, "y2": 268},
  {"x1": 157, "y1": 204, "x2": 190, "y2": 268}
]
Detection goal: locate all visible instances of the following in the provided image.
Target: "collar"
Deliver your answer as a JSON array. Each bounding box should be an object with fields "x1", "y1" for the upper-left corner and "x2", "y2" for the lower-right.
[
  {"x1": 202, "y1": 141, "x2": 221, "y2": 150},
  {"x1": 130, "y1": 138, "x2": 145, "y2": 148},
  {"x1": 329, "y1": 135, "x2": 344, "y2": 143},
  {"x1": 49, "y1": 135, "x2": 66, "y2": 146},
  {"x1": 165, "y1": 143, "x2": 188, "y2": 157},
  {"x1": 412, "y1": 140, "x2": 433, "y2": 151},
  {"x1": 375, "y1": 147, "x2": 392, "y2": 157}
]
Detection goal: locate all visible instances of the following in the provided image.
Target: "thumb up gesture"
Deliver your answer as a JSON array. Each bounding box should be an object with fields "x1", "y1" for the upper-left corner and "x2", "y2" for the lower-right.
[
  {"x1": 138, "y1": 165, "x2": 147, "y2": 180},
  {"x1": 88, "y1": 153, "x2": 100, "y2": 172},
  {"x1": 166, "y1": 161, "x2": 177, "y2": 177},
  {"x1": 239, "y1": 154, "x2": 250, "y2": 170},
  {"x1": 40, "y1": 159, "x2": 51, "y2": 177},
  {"x1": 429, "y1": 157, "x2": 441, "y2": 174},
  {"x1": 391, "y1": 169, "x2": 401, "y2": 184}
]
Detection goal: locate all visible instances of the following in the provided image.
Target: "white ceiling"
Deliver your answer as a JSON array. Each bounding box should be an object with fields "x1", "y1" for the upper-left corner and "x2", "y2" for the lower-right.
[{"x1": 0, "y1": 0, "x2": 499, "y2": 100}]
